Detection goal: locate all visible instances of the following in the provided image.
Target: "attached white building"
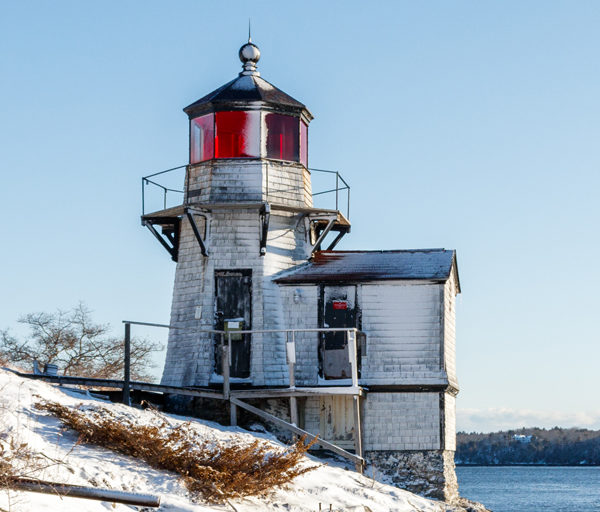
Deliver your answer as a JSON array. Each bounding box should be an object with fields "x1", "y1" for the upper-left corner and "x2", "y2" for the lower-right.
[{"x1": 275, "y1": 250, "x2": 460, "y2": 499}]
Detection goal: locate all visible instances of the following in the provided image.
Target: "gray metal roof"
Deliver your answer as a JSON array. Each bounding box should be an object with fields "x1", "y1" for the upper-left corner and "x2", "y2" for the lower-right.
[{"x1": 275, "y1": 249, "x2": 459, "y2": 288}]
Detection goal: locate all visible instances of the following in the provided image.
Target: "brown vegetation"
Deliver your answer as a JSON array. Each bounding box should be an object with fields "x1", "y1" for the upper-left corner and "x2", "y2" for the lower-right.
[
  {"x1": 0, "y1": 441, "x2": 18, "y2": 490},
  {"x1": 0, "y1": 436, "x2": 66, "y2": 511},
  {"x1": 36, "y1": 401, "x2": 317, "y2": 503},
  {"x1": 0, "y1": 438, "x2": 48, "y2": 487}
]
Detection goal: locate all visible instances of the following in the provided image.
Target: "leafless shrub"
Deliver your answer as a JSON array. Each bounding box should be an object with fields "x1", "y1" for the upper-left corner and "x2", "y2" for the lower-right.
[
  {"x1": 36, "y1": 401, "x2": 318, "y2": 503},
  {"x1": 0, "y1": 303, "x2": 162, "y2": 381}
]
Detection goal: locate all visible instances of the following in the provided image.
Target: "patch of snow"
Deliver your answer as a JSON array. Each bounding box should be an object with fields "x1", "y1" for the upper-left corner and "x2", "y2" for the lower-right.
[
  {"x1": 254, "y1": 77, "x2": 275, "y2": 91},
  {"x1": 317, "y1": 375, "x2": 353, "y2": 386},
  {"x1": 0, "y1": 369, "x2": 447, "y2": 511},
  {"x1": 209, "y1": 372, "x2": 252, "y2": 384},
  {"x1": 246, "y1": 422, "x2": 267, "y2": 433},
  {"x1": 229, "y1": 76, "x2": 256, "y2": 90}
]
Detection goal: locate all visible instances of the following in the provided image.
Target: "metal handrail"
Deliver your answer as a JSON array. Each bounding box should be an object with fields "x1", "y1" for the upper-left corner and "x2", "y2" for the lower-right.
[
  {"x1": 141, "y1": 164, "x2": 351, "y2": 218},
  {"x1": 141, "y1": 166, "x2": 186, "y2": 214},
  {"x1": 308, "y1": 167, "x2": 350, "y2": 218},
  {"x1": 123, "y1": 319, "x2": 361, "y2": 335},
  {"x1": 122, "y1": 321, "x2": 365, "y2": 399}
]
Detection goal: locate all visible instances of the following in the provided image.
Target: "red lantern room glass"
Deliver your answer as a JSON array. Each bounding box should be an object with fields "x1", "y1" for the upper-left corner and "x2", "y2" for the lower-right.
[
  {"x1": 190, "y1": 114, "x2": 214, "y2": 163},
  {"x1": 189, "y1": 111, "x2": 308, "y2": 166},
  {"x1": 265, "y1": 113, "x2": 299, "y2": 161},
  {"x1": 215, "y1": 111, "x2": 260, "y2": 158}
]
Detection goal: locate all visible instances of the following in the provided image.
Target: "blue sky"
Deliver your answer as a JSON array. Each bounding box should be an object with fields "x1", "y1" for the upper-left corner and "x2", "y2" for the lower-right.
[{"x1": 1, "y1": 1, "x2": 599, "y2": 432}]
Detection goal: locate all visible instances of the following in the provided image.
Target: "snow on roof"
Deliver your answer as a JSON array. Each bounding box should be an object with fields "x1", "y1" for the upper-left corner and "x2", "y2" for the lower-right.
[{"x1": 275, "y1": 249, "x2": 459, "y2": 286}]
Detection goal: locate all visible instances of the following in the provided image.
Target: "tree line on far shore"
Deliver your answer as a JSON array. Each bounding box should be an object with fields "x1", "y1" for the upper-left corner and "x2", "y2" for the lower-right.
[{"x1": 456, "y1": 427, "x2": 600, "y2": 465}]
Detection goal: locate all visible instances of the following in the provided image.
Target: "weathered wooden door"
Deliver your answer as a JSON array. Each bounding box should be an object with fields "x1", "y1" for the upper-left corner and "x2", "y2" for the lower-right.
[
  {"x1": 319, "y1": 396, "x2": 355, "y2": 449},
  {"x1": 319, "y1": 285, "x2": 357, "y2": 379},
  {"x1": 214, "y1": 270, "x2": 252, "y2": 378}
]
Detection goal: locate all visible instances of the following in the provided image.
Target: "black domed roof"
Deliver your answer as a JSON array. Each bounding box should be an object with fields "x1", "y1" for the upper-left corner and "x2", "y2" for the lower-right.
[
  {"x1": 184, "y1": 74, "x2": 309, "y2": 118},
  {"x1": 183, "y1": 42, "x2": 313, "y2": 121}
]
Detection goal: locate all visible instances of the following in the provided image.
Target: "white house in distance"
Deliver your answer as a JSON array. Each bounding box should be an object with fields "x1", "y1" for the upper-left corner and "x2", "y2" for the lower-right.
[{"x1": 142, "y1": 39, "x2": 461, "y2": 501}]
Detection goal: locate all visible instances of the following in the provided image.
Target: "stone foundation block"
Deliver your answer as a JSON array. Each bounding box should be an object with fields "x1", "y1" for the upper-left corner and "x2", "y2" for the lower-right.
[{"x1": 366, "y1": 449, "x2": 458, "y2": 502}]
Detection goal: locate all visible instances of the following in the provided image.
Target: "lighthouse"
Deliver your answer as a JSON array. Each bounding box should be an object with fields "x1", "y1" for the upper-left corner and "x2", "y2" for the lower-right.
[
  {"x1": 142, "y1": 39, "x2": 460, "y2": 502},
  {"x1": 146, "y1": 40, "x2": 350, "y2": 388}
]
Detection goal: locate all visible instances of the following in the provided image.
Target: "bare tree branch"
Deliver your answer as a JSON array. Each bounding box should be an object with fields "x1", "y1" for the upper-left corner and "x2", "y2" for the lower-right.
[{"x1": 0, "y1": 304, "x2": 163, "y2": 382}]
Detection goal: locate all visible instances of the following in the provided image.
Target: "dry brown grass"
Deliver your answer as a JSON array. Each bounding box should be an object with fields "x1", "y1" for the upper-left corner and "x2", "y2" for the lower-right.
[
  {"x1": 0, "y1": 437, "x2": 65, "y2": 511},
  {"x1": 0, "y1": 442, "x2": 18, "y2": 490},
  {"x1": 0, "y1": 438, "x2": 47, "y2": 487},
  {"x1": 35, "y1": 401, "x2": 317, "y2": 503}
]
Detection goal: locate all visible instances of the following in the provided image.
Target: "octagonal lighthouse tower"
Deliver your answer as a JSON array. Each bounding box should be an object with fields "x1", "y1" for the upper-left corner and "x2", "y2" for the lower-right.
[{"x1": 149, "y1": 41, "x2": 350, "y2": 387}]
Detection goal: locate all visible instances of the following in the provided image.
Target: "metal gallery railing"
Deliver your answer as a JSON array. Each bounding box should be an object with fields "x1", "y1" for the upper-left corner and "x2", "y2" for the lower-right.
[
  {"x1": 140, "y1": 164, "x2": 351, "y2": 218},
  {"x1": 308, "y1": 167, "x2": 351, "y2": 218},
  {"x1": 141, "y1": 165, "x2": 186, "y2": 214}
]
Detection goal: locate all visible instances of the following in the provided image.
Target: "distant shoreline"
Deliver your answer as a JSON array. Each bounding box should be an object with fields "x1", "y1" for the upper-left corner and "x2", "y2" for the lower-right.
[
  {"x1": 456, "y1": 463, "x2": 600, "y2": 467},
  {"x1": 456, "y1": 428, "x2": 600, "y2": 466}
]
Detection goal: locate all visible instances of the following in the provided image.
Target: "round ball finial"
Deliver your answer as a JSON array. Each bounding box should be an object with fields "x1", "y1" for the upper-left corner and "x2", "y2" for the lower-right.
[
  {"x1": 239, "y1": 42, "x2": 260, "y2": 63},
  {"x1": 239, "y1": 42, "x2": 261, "y2": 76}
]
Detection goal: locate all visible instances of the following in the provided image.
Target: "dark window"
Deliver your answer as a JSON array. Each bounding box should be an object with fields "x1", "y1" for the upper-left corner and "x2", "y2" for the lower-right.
[
  {"x1": 265, "y1": 113, "x2": 299, "y2": 162},
  {"x1": 190, "y1": 114, "x2": 214, "y2": 164},
  {"x1": 215, "y1": 111, "x2": 260, "y2": 158}
]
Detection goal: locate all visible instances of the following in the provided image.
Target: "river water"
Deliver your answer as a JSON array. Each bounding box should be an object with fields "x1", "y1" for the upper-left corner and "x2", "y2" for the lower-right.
[{"x1": 456, "y1": 466, "x2": 600, "y2": 512}]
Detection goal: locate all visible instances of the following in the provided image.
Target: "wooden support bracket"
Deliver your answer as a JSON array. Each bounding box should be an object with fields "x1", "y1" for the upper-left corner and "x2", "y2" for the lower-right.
[
  {"x1": 230, "y1": 397, "x2": 365, "y2": 468},
  {"x1": 352, "y1": 395, "x2": 363, "y2": 473},
  {"x1": 185, "y1": 209, "x2": 208, "y2": 257},
  {"x1": 310, "y1": 215, "x2": 337, "y2": 253},
  {"x1": 222, "y1": 343, "x2": 230, "y2": 400},
  {"x1": 259, "y1": 203, "x2": 271, "y2": 256},
  {"x1": 230, "y1": 402, "x2": 237, "y2": 426},
  {"x1": 143, "y1": 220, "x2": 179, "y2": 261},
  {"x1": 326, "y1": 231, "x2": 346, "y2": 251}
]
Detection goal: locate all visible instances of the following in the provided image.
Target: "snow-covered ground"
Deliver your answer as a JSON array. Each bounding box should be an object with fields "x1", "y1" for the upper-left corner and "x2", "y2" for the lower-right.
[{"x1": 0, "y1": 369, "x2": 452, "y2": 512}]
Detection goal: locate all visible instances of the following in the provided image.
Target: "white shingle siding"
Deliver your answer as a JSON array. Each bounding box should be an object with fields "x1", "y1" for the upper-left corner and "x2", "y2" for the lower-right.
[
  {"x1": 362, "y1": 393, "x2": 441, "y2": 451},
  {"x1": 300, "y1": 392, "x2": 443, "y2": 452},
  {"x1": 187, "y1": 162, "x2": 263, "y2": 203},
  {"x1": 279, "y1": 285, "x2": 320, "y2": 385},
  {"x1": 443, "y1": 269, "x2": 458, "y2": 388},
  {"x1": 443, "y1": 393, "x2": 456, "y2": 451},
  {"x1": 360, "y1": 282, "x2": 446, "y2": 385},
  {"x1": 264, "y1": 162, "x2": 313, "y2": 207},
  {"x1": 185, "y1": 160, "x2": 312, "y2": 207},
  {"x1": 275, "y1": 281, "x2": 455, "y2": 387},
  {"x1": 303, "y1": 396, "x2": 321, "y2": 434}
]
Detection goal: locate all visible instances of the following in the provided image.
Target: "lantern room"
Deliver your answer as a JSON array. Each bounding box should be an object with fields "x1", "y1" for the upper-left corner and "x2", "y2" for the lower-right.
[{"x1": 184, "y1": 41, "x2": 312, "y2": 167}]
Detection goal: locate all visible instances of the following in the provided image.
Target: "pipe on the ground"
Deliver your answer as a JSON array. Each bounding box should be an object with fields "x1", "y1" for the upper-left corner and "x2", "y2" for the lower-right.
[{"x1": 10, "y1": 478, "x2": 161, "y2": 507}]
